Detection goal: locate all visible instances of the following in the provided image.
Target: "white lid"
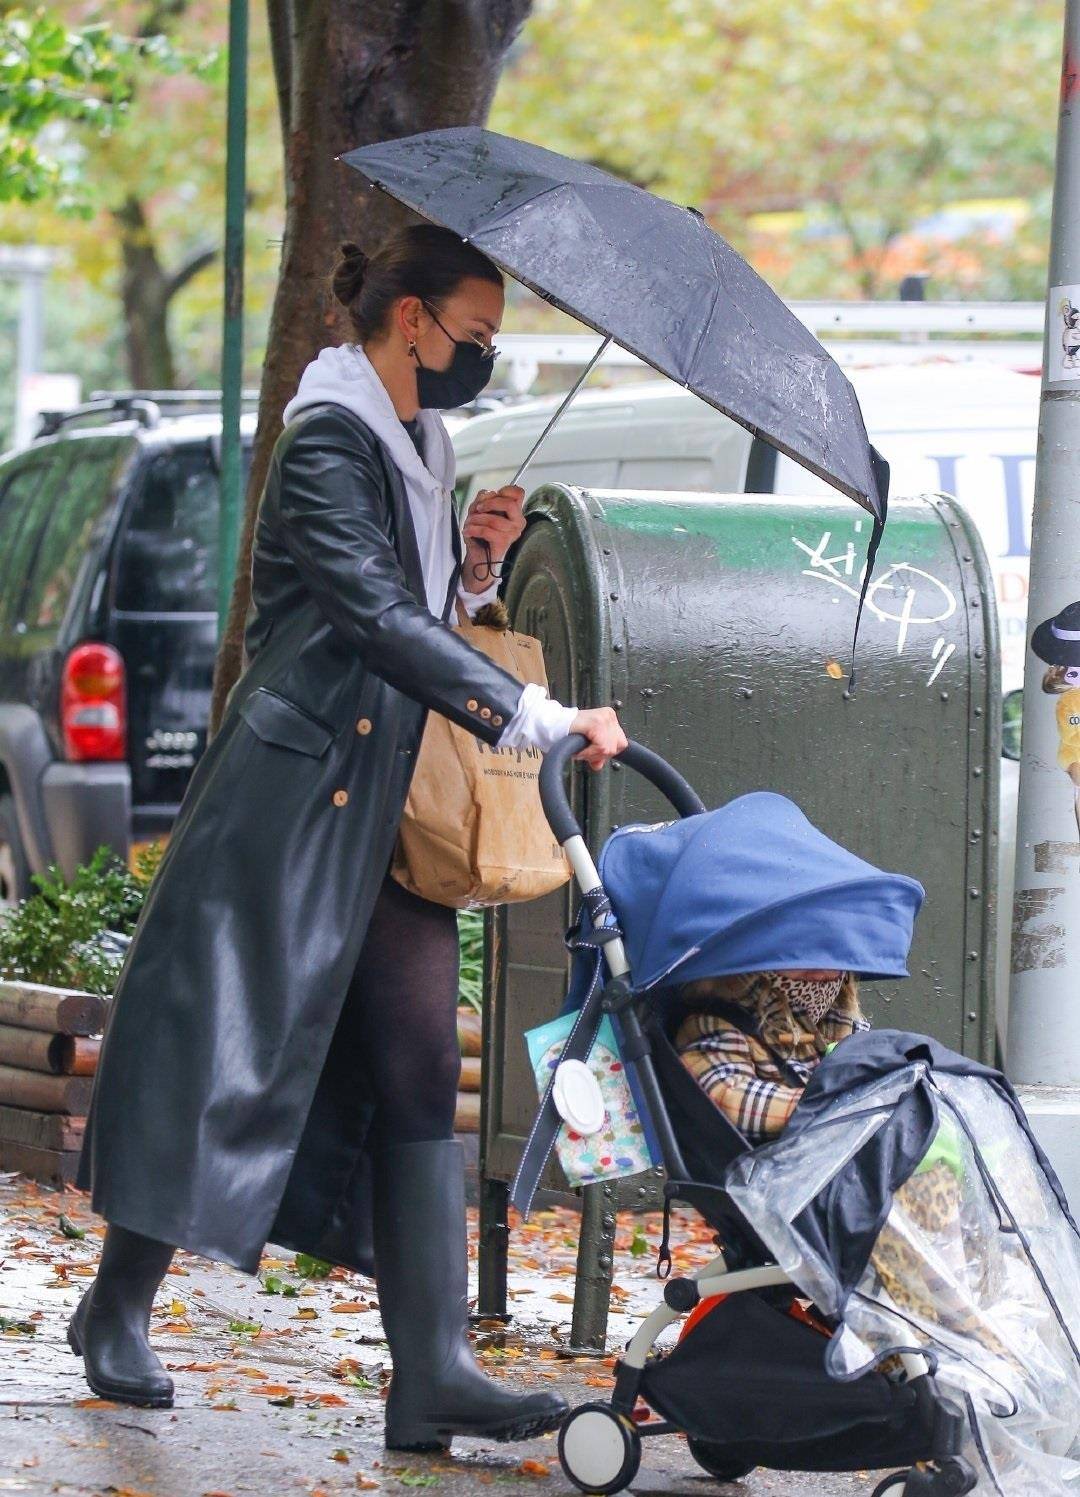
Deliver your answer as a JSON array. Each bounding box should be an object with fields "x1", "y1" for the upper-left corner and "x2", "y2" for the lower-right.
[{"x1": 552, "y1": 1059, "x2": 606, "y2": 1136}]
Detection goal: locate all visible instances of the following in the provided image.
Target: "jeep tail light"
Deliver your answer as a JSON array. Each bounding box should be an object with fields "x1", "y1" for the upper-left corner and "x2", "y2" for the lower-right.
[{"x1": 61, "y1": 643, "x2": 127, "y2": 762}]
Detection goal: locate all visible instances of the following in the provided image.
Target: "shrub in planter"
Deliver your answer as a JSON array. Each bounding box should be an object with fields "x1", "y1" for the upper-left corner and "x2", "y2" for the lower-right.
[{"x1": 0, "y1": 842, "x2": 164, "y2": 996}]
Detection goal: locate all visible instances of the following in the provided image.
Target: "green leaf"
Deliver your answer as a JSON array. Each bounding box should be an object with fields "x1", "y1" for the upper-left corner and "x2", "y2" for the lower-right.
[
  {"x1": 58, "y1": 1213, "x2": 86, "y2": 1239},
  {"x1": 293, "y1": 1253, "x2": 332, "y2": 1280},
  {"x1": 261, "y1": 1274, "x2": 282, "y2": 1295},
  {"x1": 628, "y1": 1225, "x2": 649, "y2": 1258},
  {"x1": 227, "y1": 1318, "x2": 261, "y2": 1335}
]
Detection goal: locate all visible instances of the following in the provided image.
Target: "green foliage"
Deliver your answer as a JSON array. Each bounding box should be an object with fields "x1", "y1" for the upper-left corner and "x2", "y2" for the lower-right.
[
  {"x1": 0, "y1": 840, "x2": 164, "y2": 995},
  {"x1": 494, "y1": 0, "x2": 1063, "y2": 299},
  {"x1": 457, "y1": 910, "x2": 484, "y2": 1014},
  {"x1": 292, "y1": 1252, "x2": 333, "y2": 1280},
  {"x1": 0, "y1": 6, "x2": 222, "y2": 213}
]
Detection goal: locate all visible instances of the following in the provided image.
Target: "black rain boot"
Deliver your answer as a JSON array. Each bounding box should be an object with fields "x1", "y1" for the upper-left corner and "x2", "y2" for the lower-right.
[
  {"x1": 373, "y1": 1138, "x2": 568, "y2": 1451},
  {"x1": 66, "y1": 1222, "x2": 176, "y2": 1408}
]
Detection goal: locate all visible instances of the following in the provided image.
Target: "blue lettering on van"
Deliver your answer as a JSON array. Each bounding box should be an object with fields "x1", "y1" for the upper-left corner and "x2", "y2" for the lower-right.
[{"x1": 926, "y1": 453, "x2": 1033, "y2": 560}]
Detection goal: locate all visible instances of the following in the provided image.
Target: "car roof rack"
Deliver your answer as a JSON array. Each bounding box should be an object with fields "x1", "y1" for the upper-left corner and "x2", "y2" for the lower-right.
[{"x1": 33, "y1": 389, "x2": 261, "y2": 439}]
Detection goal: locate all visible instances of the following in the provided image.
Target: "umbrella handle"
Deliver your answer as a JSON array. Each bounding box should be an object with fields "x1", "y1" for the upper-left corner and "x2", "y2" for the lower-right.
[{"x1": 539, "y1": 734, "x2": 705, "y2": 847}]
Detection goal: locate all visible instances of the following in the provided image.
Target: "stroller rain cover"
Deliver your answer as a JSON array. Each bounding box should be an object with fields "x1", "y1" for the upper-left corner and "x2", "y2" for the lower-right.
[{"x1": 724, "y1": 1031, "x2": 1080, "y2": 1495}]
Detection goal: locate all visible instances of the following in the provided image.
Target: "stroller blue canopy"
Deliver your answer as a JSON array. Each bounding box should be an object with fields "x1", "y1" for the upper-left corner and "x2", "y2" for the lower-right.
[{"x1": 564, "y1": 791, "x2": 924, "y2": 1014}]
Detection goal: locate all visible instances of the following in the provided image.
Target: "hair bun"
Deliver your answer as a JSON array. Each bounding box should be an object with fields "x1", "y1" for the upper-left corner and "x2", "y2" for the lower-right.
[
  {"x1": 341, "y1": 241, "x2": 369, "y2": 273},
  {"x1": 332, "y1": 242, "x2": 370, "y2": 307}
]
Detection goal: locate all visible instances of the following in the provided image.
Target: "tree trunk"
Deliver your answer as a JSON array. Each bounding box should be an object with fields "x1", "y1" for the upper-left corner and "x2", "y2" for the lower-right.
[
  {"x1": 208, "y1": 0, "x2": 533, "y2": 736},
  {"x1": 112, "y1": 194, "x2": 219, "y2": 390}
]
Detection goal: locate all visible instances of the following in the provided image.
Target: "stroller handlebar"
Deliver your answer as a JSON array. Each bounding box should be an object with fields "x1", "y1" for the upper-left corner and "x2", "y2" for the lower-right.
[{"x1": 540, "y1": 734, "x2": 706, "y2": 845}]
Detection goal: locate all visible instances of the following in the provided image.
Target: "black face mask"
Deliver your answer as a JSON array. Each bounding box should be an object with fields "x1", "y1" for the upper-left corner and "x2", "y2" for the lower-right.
[{"x1": 412, "y1": 307, "x2": 497, "y2": 409}]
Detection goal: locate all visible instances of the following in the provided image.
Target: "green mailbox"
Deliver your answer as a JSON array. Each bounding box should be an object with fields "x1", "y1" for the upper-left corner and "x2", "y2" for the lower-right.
[{"x1": 478, "y1": 485, "x2": 999, "y2": 1350}]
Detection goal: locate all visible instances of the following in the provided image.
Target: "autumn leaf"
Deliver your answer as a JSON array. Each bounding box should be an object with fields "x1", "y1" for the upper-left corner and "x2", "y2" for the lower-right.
[
  {"x1": 517, "y1": 1460, "x2": 550, "y2": 1477},
  {"x1": 330, "y1": 1301, "x2": 368, "y2": 1313}
]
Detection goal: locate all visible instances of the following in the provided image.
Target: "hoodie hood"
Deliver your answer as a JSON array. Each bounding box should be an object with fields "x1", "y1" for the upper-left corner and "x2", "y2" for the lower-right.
[{"x1": 281, "y1": 341, "x2": 456, "y2": 503}]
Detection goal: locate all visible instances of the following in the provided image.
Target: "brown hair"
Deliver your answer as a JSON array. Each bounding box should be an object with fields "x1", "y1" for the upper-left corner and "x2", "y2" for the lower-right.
[{"x1": 328, "y1": 223, "x2": 504, "y2": 343}]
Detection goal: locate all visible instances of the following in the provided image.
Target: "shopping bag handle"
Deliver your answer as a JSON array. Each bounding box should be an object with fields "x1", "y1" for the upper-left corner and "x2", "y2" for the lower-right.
[{"x1": 539, "y1": 734, "x2": 705, "y2": 845}]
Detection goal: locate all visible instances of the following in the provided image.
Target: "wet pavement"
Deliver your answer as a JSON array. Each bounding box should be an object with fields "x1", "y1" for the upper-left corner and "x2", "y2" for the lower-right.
[{"x1": 0, "y1": 1173, "x2": 884, "y2": 1496}]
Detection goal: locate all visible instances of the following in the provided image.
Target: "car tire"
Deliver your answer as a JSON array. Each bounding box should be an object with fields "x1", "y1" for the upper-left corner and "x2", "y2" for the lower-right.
[{"x1": 0, "y1": 793, "x2": 31, "y2": 910}]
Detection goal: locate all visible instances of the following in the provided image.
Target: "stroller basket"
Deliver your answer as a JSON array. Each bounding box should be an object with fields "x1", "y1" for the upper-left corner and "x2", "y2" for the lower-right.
[{"x1": 528, "y1": 734, "x2": 977, "y2": 1497}]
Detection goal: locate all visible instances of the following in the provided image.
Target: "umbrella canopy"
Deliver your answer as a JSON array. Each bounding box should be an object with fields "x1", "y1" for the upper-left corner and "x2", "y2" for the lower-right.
[
  {"x1": 339, "y1": 127, "x2": 888, "y2": 518},
  {"x1": 590, "y1": 791, "x2": 924, "y2": 991}
]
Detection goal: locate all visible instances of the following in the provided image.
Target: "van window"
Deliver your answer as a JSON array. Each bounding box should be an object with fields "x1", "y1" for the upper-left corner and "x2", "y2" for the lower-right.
[
  {"x1": 17, "y1": 452, "x2": 122, "y2": 633},
  {"x1": 114, "y1": 447, "x2": 220, "y2": 613},
  {"x1": 464, "y1": 460, "x2": 619, "y2": 505},
  {"x1": 0, "y1": 455, "x2": 65, "y2": 628},
  {"x1": 616, "y1": 456, "x2": 717, "y2": 490}
]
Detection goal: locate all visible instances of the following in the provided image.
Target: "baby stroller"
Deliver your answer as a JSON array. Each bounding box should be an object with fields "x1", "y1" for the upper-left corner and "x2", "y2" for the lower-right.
[{"x1": 512, "y1": 737, "x2": 1080, "y2": 1497}]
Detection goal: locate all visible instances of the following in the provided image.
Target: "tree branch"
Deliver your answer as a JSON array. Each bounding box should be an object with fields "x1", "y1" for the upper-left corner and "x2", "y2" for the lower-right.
[{"x1": 164, "y1": 243, "x2": 219, "y2": 301}]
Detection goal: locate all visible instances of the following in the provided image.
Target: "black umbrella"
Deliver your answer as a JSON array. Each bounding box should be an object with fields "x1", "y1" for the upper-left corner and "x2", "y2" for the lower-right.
[{"x1": 338, "y1": 126, "x2": 889, "y2": 522}]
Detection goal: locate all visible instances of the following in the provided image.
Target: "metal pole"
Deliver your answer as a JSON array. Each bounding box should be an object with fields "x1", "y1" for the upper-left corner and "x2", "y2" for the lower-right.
[
  {"x1": 1007, "y1": 2, "x2": 1080, "y2": 1192},
  {"x1": 218, "y1": 0, "x2": 248, "y2": 638}
]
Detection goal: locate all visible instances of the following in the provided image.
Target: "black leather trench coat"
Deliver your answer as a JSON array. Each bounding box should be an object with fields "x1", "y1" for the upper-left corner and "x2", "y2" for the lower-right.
[{"x1": 75, "y1": 402, "x2": 525, "y2": 1274}]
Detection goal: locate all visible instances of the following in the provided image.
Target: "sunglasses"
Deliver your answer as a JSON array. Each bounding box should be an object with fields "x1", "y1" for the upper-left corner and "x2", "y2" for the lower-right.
[{"x1": 422, "y1": 300, "x2": 500, "y2": 361}]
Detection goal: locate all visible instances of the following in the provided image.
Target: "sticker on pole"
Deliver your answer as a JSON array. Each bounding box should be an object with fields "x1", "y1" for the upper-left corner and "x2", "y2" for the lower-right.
[{"x1": 1049, "y1": 285, "x2": 1080, "y2": 381}]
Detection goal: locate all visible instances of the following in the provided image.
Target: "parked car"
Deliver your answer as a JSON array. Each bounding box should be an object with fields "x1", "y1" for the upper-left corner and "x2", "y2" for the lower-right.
[{"x1": 0, "y1": 393, "x2": 254, "y2": 907}]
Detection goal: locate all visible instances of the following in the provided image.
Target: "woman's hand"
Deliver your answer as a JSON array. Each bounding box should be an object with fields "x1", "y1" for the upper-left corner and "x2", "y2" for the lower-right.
[
  {"x1": 461, "y1": 485, "x2": 526, "y2": 590},
  {"x1": 570, "y1": 707, "x2": 628, "y2": 771}
]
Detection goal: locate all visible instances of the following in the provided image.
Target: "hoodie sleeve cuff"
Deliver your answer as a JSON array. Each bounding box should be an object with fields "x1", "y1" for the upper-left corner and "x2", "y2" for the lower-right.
[
  {"x1": 496, "y1": 681, "x2": 578, "y2": 753},
  {"x1": 457, "y1": 575, "x2": 502, "y2": 618}
]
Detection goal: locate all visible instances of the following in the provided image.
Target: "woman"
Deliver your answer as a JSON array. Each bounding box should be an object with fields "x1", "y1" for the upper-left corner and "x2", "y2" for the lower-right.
[{"x1": 70, "y1": 223, "x2": 627, "y2": 1450}]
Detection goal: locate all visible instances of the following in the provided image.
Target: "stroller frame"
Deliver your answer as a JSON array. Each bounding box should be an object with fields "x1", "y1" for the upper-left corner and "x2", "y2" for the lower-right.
[{"x1": 536, "y1": 735, "x2": 976, "y2": 1497}]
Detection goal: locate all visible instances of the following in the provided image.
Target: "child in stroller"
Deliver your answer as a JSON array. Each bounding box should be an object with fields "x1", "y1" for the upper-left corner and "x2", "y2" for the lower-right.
[{"x1": 515, "y1": 737, "x2": 1080, "y2": 1497}]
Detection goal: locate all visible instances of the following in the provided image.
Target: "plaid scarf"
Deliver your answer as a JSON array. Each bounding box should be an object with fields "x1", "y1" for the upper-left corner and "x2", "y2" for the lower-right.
[{"x1": 674, "y1": 970, "x2": 868, "y2": 1143}]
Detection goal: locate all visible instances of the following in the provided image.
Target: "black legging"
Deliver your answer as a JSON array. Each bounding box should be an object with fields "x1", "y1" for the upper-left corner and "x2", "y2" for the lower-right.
[{"x1": 346, "y1": 870, "x2": 463, "y2": 1145}]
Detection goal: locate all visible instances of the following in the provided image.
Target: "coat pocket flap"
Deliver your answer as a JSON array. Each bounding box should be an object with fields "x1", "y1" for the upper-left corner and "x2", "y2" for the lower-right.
[{"x1": 239, "y1": 687, "x2": 335, "y2": 757}]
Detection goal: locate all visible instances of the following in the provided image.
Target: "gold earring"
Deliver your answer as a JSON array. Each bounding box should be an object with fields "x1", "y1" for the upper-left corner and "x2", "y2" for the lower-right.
[{"x1": 407, "y1": 339, "x2": 416, "y2": 355}]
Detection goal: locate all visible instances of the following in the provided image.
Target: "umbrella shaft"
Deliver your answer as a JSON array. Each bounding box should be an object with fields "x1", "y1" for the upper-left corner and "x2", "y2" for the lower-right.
[{"x1": 509, "y1": 335, "x2": 613, "y2": 488}]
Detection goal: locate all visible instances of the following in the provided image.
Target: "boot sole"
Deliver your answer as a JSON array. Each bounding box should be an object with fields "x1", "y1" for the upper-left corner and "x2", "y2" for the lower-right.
[
  {"x1": 387, "y1": 1406, "x2": 566, "y2": 1450},
  {"x1": 66, "y1": 1319, "x2": 174, "y2": 1409}
]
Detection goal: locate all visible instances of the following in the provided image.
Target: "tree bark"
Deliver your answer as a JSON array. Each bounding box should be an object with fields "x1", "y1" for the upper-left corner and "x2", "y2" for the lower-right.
[
  {"x1": 208, "y1": 0, "x2": 534, "y2": 736},
  {"x1": 112, "y1": 194, "x2": 220, "y2": 389}
]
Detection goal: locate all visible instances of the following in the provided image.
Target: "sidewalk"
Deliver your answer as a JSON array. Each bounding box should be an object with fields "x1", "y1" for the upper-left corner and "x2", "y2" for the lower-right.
[{"x1": 1, "y1": 1172, "x2": 881, "y2": 1496}]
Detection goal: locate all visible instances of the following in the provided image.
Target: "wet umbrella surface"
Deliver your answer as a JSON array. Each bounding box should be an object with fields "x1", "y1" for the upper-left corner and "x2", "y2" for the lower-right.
[{"x1": 339, "y1": 126, "x2": 888, "y2": 520}]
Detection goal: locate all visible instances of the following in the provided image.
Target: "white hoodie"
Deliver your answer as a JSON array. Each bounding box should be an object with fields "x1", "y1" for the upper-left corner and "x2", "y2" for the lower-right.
[{"x1": 281, "y1": 341, "x2": 577, "y2": 752}]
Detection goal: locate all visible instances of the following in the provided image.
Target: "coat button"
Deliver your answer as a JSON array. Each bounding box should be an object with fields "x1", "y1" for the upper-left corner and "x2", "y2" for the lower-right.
[
  {"x1": 466, "y1": 698, "x2": 479, "y2": 712},
  {"x1": 356, "y1": 717, "x2": 372, "y2": 735},
  {"x1": 332, "y1": 789, "x2": 349, "y2": 807},
  {"x1": 492, "y1": 714, "x2": 503, "y2": 727},
  {"x1": 480, "y1": 707, "x2": 492, "y2": 719}
]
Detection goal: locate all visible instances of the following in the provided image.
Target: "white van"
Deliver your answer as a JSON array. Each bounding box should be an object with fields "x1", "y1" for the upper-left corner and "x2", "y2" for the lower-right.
[
  {"x1": 452, "y1": 361, "x2": 1038, "y2": 1038},
  {"x1": 453, "y1": 361, "x2": 1037, "y2": 694}
]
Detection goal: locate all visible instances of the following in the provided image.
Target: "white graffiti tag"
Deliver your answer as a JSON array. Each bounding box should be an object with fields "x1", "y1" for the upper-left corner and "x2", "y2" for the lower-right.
[{"x1": 794, "y1": 532, "x2": 958, "y2": 684}]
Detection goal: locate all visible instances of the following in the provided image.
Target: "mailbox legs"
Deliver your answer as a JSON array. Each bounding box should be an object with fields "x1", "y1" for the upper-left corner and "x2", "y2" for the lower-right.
[
  {"x1": 476, "y1": 1176, "x2": 511, "y2": 1322},
  {"x1": 568, "y1": 1179, "x2": 618, "y2": 1354}
]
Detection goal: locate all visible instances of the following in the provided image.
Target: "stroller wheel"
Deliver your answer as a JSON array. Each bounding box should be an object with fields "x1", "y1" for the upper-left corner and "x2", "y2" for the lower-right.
[
  {"x1": 558, "y1": 1402, "x2": 642, "y2": 1495},
  {"x1": 869, "y1": 1475, "x2": 908, "y2": 1497},
  {"x1": 686, "y1": 1438, "x2": 755, "y2": 1482}
]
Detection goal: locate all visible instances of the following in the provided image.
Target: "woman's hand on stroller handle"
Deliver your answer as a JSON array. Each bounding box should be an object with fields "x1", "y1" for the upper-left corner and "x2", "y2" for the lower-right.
[{"x1": 570, "y1": 707, "x2": 628, "y2": 771}]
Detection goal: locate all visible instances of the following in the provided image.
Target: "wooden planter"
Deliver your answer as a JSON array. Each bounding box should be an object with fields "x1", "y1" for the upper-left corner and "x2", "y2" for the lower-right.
[
  {"x1": 454, "y1": 1005, "x2": 482, "y2": 1134},
  {"x1": 0, "y1": 979, "x2": 107, "y2": 1185}
]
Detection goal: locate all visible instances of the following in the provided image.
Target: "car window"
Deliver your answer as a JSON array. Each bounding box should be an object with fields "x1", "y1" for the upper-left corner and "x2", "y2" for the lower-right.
[
  {"x1": 616, "y1": 456, "x2": 717, "y2": 490},
  {"x1": 113, "y1": 445, "x2": 220, "y2": 613},
  {"x1": 0, "y1": 455, "x2": 65, "y2": 629},
  {"x1": 19, "y1": 452, "x2": 122, "y2": 632}
]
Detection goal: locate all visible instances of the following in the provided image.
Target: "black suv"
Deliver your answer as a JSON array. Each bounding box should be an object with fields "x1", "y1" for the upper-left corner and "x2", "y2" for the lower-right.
[{"x1": 0, "y1": 392, "x2": 254, "y2": 906}]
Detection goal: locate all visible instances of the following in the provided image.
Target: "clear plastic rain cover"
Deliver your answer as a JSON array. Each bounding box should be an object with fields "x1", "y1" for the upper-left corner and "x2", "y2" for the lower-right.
[{"x1": 725, "y1": 1064, "x2": 1080, "y2": 1494}]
